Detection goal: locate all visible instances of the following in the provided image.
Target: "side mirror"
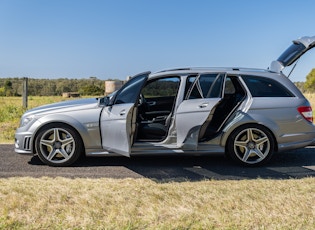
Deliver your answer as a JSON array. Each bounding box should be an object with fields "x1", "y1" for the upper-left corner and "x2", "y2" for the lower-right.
[{"x1": 98, "y1": 96, "x2": 110, "y2": 107}]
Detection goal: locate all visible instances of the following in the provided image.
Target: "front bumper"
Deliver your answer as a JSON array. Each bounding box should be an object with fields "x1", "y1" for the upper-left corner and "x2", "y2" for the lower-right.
[{"x1": 15, "y1": 131, "x2": 33, "y2": 155}]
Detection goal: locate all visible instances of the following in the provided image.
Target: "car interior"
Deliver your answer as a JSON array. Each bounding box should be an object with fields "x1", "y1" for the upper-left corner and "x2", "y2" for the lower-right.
[
  {"x1": 136, "y1": 77, "x2": 180, "y2": 141},
  {"x1": 198, "y1": 76, "x2": 246, "y2": 141},
  {"x1": 135, "y1": 74, "x2": 246, "y2": 142}
]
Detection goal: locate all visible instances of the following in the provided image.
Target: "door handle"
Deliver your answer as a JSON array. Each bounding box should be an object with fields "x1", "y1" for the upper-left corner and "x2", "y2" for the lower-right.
[
  {"x1": 147, "y1": 101, "x2": 156, "y2": 106},
  {"x1": 198, "y1": 103, "x2": 208, "y2": 108},
  {"x1": 119, "y1": 110, "x2": 126, "y2": 116}
]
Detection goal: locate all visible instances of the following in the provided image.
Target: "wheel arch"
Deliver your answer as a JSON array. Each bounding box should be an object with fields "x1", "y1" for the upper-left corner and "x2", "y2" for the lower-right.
[
  {"x1": 221, "y1": 112, "x2": 279, "y2": 152},
  {"x1": 224, "y1": 122, "x2": 278, "y2": 153},
  {"x1": 32, "y1": 118, "x2": 87, "y2": 154}
]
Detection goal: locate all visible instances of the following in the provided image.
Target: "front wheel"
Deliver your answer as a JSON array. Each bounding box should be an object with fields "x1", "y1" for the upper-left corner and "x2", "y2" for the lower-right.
[
  {"x1": 35, "y1": 124, "x2": 83, "y2": 166},
  {"x1": 226, "y1": 124, "x2": 275, "y2": 166}
]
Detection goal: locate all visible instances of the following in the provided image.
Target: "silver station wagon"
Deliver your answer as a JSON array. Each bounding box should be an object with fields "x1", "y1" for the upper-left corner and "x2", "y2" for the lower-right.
[{"x1": 15, "y1": 36, "x2": 315, "y2": 166}]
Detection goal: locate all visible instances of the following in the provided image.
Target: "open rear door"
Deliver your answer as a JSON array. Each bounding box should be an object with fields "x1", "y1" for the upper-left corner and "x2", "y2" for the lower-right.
[
  {"x1": 100, "y1": 72, "x2": 149, "y2": 156},
  {"x1": 176, "y1": 98, "x2": 221, "y2": 149},
  {"x1": 175, "y1": 73, "x2": 225, "y2": 150}
]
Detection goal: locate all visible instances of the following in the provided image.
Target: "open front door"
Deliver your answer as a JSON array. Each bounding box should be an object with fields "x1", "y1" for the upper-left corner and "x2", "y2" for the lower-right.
[{"x1": 100, "y1": 72, "x2": 149, "y2": 156}]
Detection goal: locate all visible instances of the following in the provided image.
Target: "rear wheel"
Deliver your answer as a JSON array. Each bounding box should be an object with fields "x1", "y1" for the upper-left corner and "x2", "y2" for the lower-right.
[
  {"x1": 35, "y1": 124, "x2": 83, "y2": 166},
  {"x1": 226, "y1": 124, "x2": 275, "y2": 166}
]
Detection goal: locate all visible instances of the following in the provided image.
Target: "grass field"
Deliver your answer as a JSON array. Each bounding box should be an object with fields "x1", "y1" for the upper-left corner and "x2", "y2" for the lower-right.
[
  {"x1": 0, "y1": 96, "x2": 76, "y2": 143},
  {"x1": 0, "y1": 96, "x2": 315, "y2": 229},
  {"x1": 0, "y1": 177, "x2": 314, "y2": 229}
]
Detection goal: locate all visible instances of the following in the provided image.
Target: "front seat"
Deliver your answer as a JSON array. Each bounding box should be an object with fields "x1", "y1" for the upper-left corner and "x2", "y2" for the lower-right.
[{"x1": 139, "y1": 122, "x2": 167, "y2": 140}]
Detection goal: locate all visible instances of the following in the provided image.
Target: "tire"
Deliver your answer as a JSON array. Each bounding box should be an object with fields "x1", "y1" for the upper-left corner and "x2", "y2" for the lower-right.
[
  {"x1": 35, "y1": 124, "x2": 83, "y2": 166},
  {"x1": 226, "y1": 124, "x2": 275, "y2": 166}
]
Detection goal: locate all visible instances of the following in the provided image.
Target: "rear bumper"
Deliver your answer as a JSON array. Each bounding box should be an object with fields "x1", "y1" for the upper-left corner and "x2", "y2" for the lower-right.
[{"x1": 278, "y1": 132, "x2": 315, "y2": 152}]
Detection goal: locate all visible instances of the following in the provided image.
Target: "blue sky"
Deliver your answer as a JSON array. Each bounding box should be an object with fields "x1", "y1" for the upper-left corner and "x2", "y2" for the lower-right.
[{"x1": 0, "y1": 0, "x2": 314, "y2": 82}]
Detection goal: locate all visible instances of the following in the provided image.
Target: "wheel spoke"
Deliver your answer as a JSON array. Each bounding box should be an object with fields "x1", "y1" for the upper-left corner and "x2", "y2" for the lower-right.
[
  {"x1": 254, "y1": 148, "x2": 266, "y2": 159},
  {"x1": 248, "y1": 128, "x2": 255, "y2": 141},
  {"x1": 242, "y1": 149, "x2": 251, "y2": 161},
  {"x1": 54, "y1": 128, "x2": 61, "y2": 142},
  {"x1": 40, "y1": 139, "x2": 54, "y2": 148},
  {"x1": 235, "y1": 128, "x2": 250, "y2": 147},
  {"x1": 47, "y1": 149, "x2": 58, "y2": 160},
  {"x1": 254, "y1": 136, "x2": 268, "y2": 146},
  {"x1": 61, "y1": 137, "x2": 74, "y2": 147},
  {"x1": 235, "y1": 140, "x2": 248, "y2": 148},
  {"x1": 59, "y1": 148, "x2": 70, "y2": 160}
]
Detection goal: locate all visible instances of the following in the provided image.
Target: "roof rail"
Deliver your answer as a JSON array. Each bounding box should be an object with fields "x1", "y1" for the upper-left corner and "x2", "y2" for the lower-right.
[
  {"x1": 154, "y1": 67, "x2": 271, "y2": 74},
  {"x1": 155, "y1": 68, "x2": 191, "y2": 73}
]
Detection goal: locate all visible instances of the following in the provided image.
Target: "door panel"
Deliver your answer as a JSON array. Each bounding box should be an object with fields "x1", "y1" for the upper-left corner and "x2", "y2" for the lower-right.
[
  {"x1": 176, "y1": 98, "x2": 221, "y2": 149},
  {"x1": 101, "y1": 72, "x2": 149, "y2": 156},
  {"x1": 101, "y1": 103, "x2": 134, "y2": 156}
]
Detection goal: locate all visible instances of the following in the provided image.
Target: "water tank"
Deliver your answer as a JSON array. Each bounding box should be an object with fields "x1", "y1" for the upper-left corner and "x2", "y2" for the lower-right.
[{"x1": 104, "y1": 81, "x2": 124, "y2": 95}]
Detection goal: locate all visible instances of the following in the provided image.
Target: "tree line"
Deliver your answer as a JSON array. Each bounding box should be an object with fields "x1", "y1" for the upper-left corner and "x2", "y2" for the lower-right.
[
  {"x1": 1, "y1": 69, "x2": 315, "y2": 97},
  {"x1": 0, "y1": 77, "x2": 107, "y2": 96}
]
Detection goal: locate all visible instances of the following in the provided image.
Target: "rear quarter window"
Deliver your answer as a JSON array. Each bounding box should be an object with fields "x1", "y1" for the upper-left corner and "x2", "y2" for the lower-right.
[{"x1": 242, "y1": 75, "x2": 294, "y2": 97}]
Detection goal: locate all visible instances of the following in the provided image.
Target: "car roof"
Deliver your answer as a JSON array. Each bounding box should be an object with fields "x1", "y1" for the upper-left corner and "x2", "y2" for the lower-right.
[{"x1": 149, "y1": 67, "x2": 276, "y2": 78}]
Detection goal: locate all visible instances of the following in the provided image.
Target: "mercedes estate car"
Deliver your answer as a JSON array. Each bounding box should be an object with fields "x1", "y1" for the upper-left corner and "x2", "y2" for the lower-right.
[{"x1": 15, "y1": 36, "x2": 315, "y2": 166}]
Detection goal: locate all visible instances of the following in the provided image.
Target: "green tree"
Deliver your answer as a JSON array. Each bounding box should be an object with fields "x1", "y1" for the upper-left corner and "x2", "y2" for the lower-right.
[
  {"x1": 304, "y1": 68, "x2": 315, "y2": 92},
  {"x1": 4, "y1": 80, "x2": 13, "y2": 96},
  {"x1": 0, "y1": 87, "x2": 5, "y2": 96},
  {"x1": 79, "y1": 85, "x2": 104, "y2": 96},
  {"x1": 294, "y1": 81, "x2": 305, "y2": 93}
]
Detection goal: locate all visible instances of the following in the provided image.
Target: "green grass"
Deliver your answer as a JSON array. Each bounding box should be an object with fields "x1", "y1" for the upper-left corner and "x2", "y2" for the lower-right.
[{"x1": 0, "y1": 177, "x2": 314, "y2": 229}]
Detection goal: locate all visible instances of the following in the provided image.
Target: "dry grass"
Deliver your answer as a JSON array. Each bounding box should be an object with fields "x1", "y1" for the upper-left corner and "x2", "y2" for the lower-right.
[
  {"x1": 0, "y1": 177, "x2": 314, "y2": 229},
  {"x1": 0, "y1": 96, "x2": 75, "y2": 143},
  {"x1": 304, "y1": 93, "x2": 315, "y2": 110}
]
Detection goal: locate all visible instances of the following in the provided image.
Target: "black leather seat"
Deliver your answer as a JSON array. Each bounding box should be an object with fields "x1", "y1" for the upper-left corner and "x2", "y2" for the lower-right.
[{"x1": 138, "y1": 122, "x2": 167, "y2": 140}]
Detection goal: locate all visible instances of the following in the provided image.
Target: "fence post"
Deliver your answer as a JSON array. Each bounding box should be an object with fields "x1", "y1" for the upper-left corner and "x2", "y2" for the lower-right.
[{"x1": 23, "y1": 77, "x2": 28, "y2": 108}]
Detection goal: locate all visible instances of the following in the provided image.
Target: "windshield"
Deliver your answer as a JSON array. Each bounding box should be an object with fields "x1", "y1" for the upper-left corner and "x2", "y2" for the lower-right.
[{"x1": 277, "y1": 43, "x2": 306, "y2": 67}]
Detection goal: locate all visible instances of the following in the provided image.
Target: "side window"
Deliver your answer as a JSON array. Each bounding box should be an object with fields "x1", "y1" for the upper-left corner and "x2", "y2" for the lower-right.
[
  {"x1": 186, "y1": 73, "x2": 224, "y2": 99},
  {"x1": 142, "y1": 76, "x2": 180, "y2": 98},
  {"x1": 224, "y1": 77, "x2": 236, "y2": 94},
  {"x1": 242, "y1": 75, "x2": 294, "y2": 97},
  {"x1": 184, "y1": 75, "x2": 197, "y2": 98},
  {"x1": 114, "y1": 73, "x2": 148, "y2": 104}
]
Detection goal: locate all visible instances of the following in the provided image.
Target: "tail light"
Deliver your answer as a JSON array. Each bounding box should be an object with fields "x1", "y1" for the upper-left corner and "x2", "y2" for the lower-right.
[{"x1": 297, "y1": 106, "x2": 313, "y2": 123}]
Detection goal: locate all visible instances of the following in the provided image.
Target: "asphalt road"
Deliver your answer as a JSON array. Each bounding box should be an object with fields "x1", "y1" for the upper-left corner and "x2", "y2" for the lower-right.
[{"x1": 1, "y1": 144, "x2": 315, "y2": 181}]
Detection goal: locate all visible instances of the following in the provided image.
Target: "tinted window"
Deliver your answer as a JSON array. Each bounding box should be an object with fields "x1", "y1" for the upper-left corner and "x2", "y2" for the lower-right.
[
  {"x1": 184, "y1": 75, "x2": 197, "y2": 98},
  {"x1": 277, "y1": 43, "x2": 306, "y2": 66},
  {"x1": 242, "y1": 76, "x2": 294, "y2": 97},
  {"x1": 186, "y1": 73, "x2": 224, "y2": 99},
  {"x1": 224, "y1": 77, "x2": 235, "y2": 94},
  {"x1": 142, "y1": 77, "x2": 180, "y2": 98},
  {"x1": 209, "y1": 74, "x2": 224, "y2": 97},
  {"x1": 114, "y1": 73, "x2": 148, "y2": 104}
]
